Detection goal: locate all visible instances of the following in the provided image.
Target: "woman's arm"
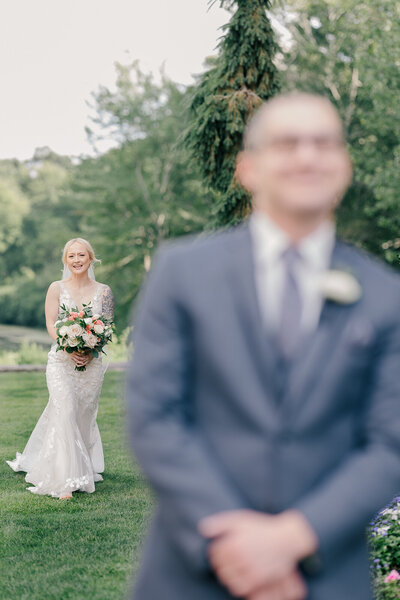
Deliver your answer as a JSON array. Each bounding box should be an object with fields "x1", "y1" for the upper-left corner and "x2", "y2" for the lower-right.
[
  {"x1": 102, "y1": 285, "x2": 114, "y2": 321},
  {"x1": 45, "y1": 281, "x2": 60, "y2": 342}
]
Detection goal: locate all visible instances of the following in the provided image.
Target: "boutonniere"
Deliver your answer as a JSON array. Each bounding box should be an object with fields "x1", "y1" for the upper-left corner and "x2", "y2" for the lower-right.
[{"x1": 319, "y1": 269, "x2": 362, "y2": 305}]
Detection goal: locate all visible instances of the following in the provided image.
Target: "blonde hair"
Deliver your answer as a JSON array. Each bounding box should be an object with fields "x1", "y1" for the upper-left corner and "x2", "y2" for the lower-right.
[{"x1": 62, "y1": 238, "x2": 101, "y2": 266}]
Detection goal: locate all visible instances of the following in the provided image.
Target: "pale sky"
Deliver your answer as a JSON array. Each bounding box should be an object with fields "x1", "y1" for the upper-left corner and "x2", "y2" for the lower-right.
[{"x1": 0, "y1": 0, "x2": 230, "y2": 160}]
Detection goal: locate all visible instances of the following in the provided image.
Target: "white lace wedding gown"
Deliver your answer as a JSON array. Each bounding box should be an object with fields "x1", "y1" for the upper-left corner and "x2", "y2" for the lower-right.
[{"x1": 6, "y1": 282, "x2": 110, "y2": 498}]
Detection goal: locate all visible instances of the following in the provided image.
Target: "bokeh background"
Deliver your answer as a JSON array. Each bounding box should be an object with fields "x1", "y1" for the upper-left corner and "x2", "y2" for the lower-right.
[
  {"x1": 1, "y1": 3, "x2": 399, "y2": 599},
  {"x1": 1, "y1": 0, "x2": 399, "y2": 352}
]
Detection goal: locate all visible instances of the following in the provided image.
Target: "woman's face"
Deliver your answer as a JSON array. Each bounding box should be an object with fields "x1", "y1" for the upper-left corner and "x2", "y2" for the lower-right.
[{"x1": 65, "y1": 242, "x2": 91, "y2": 276}]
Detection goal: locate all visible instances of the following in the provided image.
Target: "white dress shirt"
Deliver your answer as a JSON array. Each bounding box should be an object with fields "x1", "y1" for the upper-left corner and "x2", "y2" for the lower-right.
[{"x1": 249, "y1": 210, "x2": 336, "y2": 336}]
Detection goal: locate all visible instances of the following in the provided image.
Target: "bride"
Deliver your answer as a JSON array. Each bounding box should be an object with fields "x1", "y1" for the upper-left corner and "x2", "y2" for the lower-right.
[{"x1": 6, "y1": 238, "x2": 114, "y2": 500}]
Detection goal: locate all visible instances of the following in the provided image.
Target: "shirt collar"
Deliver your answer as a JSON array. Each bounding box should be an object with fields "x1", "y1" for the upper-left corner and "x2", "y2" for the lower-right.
[
  {"x1": 249, "y1": 209, "x2": 336, "y2": 271},
  {"x1": 299, "y1": 218, "x2": 336, "y2": 271}
]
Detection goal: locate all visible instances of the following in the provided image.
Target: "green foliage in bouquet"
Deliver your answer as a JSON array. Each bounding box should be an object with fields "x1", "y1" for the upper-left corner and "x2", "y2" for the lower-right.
[
  {"x1": 185, "y1": 0, "x2": 279, "y2": 227},
  {"x1": 370, "y1": 497, "x2": 400, "y2": 599}
]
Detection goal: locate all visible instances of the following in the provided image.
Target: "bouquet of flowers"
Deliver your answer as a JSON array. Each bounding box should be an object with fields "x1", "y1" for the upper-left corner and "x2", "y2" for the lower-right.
[{"x1": 55, "y1": 303, "x2": 113, "y2": 371}]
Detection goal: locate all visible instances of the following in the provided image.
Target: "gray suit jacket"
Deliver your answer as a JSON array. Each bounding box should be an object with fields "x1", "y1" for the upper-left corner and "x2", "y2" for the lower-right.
[{"x1": 127, "y1": 222, "x2": 400, "y2": 600}]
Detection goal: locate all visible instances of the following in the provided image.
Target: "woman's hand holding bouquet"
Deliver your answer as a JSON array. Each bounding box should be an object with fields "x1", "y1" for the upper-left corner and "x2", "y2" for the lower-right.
[{"x1": 55, "y1": 303, "x2": 113, "y2": 371}]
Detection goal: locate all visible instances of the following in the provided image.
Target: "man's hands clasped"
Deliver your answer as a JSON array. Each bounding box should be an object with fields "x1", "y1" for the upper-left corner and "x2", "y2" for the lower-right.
[{"x1": 199, "y1": 509, "x2": 318, "y2": 600}]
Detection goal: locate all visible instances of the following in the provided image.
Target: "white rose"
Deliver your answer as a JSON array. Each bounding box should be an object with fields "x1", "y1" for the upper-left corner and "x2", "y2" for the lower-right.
[
  {"x1": 59, "y1": 326, "x2": 68, "y2": 337},
  {"x1": 319, "y1": 270, "x2": 362, "y2": 304},
  {"x1": 68, "y1": 337, "x2": 79, "y2": 347},
  {"x1": 82, "y1": 332, "x2": 98, "y2": 348},
  {"x1": 68, "y1": 324, "x2": 84, "y2": 338},
  {"x1": 93, "y1": 323, "x2": 104, "y2": 334},
  {"x1": 92, "y1": 314, "x2": 100, "y2": 320},
  {"x1": 84, "y1": 317, "x2": 93, "y2": 325}
]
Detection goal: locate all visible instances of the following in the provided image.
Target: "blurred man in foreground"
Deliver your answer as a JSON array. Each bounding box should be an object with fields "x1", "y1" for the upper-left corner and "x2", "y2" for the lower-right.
[{"x1": 127, "y1": 93, "x2": 400, "y2": 600}]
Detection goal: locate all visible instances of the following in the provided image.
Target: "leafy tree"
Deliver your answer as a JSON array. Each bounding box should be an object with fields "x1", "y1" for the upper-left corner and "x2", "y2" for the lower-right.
[
  {"x1": 186, "y1": 0, "x2": 280, "y2": 226},
  {"x1": 273, "y1": 0, "x2": 400, "y2": 266},
  {"x1": 71, "y1": 62, "x2": 209, "y2": 329},
  {"x1": 0, "y1": 176, "x2": 29, "y2": 254},
  {"x1": 0, "y1": 65, "x2": 209, "y2": 331},
  {"x1": 0, "y1": 151, "x2": 79, "y2": 327}
]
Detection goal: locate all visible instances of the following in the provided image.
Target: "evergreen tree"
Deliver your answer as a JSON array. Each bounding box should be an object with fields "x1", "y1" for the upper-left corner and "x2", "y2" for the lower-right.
[{"x1": 186, "y1": 0, "x2": 280, "y2": 226}]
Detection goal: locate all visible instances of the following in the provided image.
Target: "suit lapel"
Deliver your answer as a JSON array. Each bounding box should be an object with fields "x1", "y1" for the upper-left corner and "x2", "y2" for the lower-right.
[
  {"x1": 283, "y1": 240, "x2": 360, "y2": 416},
  {"x1": 226, "y1": 223, "x2": 282, "y2": 402},
  {"x1": 226, "y1": 227, "x2": 360, "y2": 417}
]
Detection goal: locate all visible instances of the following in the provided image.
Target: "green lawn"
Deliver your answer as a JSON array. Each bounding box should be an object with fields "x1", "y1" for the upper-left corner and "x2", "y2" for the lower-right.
[
  {"x1": 1, "y1": 372, "x2": 397, "y2": 600},
  {"x1": 0, "y1": 371, "x2": 154, "y2": 600}
]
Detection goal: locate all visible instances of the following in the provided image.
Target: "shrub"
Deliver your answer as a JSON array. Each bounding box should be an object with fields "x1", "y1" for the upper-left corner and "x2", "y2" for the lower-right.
[
  {"x1": 17, "y1": 341, "x2": 49, "y2": 365},
  {"x1": 0, "y1": 330, "x2": 131, "y2": 366},
  {"x1": 370, "y1": 497, "x2": 400, "y2": 599}
]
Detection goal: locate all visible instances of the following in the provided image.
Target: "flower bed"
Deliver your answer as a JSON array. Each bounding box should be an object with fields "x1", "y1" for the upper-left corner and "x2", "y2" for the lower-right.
[{"x1": 370, "y1": 497, "x2": 400, "y2": 599}]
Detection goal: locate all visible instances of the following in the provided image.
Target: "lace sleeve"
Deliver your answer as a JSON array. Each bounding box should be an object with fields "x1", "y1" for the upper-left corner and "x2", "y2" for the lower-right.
[{"x1": 102, "y1": 285, "x2": 114, "y2": 321}]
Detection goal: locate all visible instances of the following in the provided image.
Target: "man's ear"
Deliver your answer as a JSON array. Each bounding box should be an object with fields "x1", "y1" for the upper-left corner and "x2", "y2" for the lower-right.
[
  {"x1": 347, "y1": 155, "x2": 354, "y2": 186},
  {"x1": 334, "y1": 152, "x2": 353, "y2": 210},
  {"x1": 342, "y1": 149, "x2": 353, "y2": 189},
  {"x1": 235, "y1": 151, "x2": 255, "y2": 193}
]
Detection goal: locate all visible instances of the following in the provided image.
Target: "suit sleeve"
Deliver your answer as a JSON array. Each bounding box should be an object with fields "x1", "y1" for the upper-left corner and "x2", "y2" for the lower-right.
[
  {"x1": 126, "y1": 245, "x2": 248, "y2": 572},
  {"x1": 293, "y1": 291, "x2": 400, "y2": 570}
]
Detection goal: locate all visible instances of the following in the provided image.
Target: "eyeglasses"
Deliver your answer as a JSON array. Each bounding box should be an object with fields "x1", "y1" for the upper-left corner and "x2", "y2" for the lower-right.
[{"x1": 254, "y1": 134, "x2": 347, "y2": 154}]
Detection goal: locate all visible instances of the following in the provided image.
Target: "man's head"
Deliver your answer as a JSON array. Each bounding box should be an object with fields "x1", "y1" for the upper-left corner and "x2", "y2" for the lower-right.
[{"x1": 237, "y1": 92, "x2": 352, "y2": 221}]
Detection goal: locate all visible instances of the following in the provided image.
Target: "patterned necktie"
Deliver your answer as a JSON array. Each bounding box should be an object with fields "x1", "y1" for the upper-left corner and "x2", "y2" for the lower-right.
[{"x1": 277, "y1": 245, "x2": 303, "y2": 359}]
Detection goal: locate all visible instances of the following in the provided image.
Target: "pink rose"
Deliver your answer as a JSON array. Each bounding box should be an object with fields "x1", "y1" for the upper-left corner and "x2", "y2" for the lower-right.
[
  {"x1": 385, "y1": 570, "x2": 400, "y2": 583},
  {"x1": 79, "y1": 311, "x2": 85, "y2": 317}
]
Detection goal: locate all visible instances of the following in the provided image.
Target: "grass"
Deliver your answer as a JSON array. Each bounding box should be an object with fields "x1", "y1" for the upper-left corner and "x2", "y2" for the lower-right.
[
  {"x1": 2, "y1": 372, "x2": 397, "y2": 599},
  {"x1": 0, "y1": 371, "x2": 154, "y2": 600}
]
